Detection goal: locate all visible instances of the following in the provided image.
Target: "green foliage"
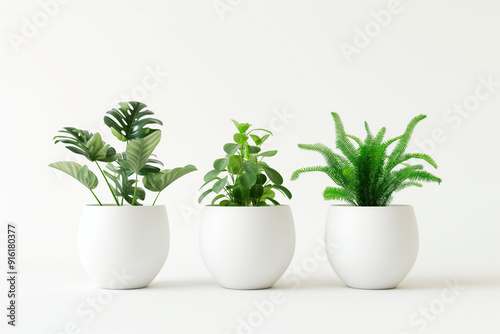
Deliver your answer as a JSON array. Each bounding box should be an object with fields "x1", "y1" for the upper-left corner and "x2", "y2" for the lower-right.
[
  {"x1": 292, "y1": 112, "x2": 441, "y2": 206},
  {"x1": 104, "y1": 101, "x2": 163, "y2": 142},
  {"x1": 199, "y1": 120, "x2": 292, "y2": 206},
  {"x1": 50, "y1": 101, "x2": 196, "y2": 206},
  {"x1": 53, "y1": 128, "x2": 117, "y2": 162}
]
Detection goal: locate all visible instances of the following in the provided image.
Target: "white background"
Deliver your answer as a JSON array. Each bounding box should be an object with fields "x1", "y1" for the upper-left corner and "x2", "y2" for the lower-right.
[{"x1": 1, "y1": 0, "x2": 500, "y2": 333}]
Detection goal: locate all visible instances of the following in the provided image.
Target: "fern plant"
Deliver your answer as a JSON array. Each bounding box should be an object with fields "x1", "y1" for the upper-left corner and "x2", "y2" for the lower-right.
[
  {"x1": 291, "y1": 112, "x2": 441, "y2": 206},
  {"x1": 50, "y1": 101, "x2": 196, "y2": 206}
]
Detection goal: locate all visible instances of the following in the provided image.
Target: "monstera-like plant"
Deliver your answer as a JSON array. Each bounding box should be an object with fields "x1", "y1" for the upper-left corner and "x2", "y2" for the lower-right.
[
  {"x1": 49, "y1": 101, "x2": 196, "y2": 290},
  {"x1": 50, "y1": 101, "x2": 196, "y2": 206}
]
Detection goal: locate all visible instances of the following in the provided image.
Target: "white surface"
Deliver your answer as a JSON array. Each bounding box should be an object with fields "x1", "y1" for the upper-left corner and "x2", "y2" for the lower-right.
[
  {"x1": 1, "y1": 0, "x2": 500, "y2": 333},
  {"x1": 325, "y1": 205, "x2": 419, "y2": 290},
  {"x1": 200, "y1": 205, "x2": 295, "y2": 290}
]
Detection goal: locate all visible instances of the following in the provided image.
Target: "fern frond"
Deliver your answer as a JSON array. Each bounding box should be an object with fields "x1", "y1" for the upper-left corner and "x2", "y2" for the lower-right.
[
  {"x1": 395, "y1": 153, "x2": 438, "y2": 169},
  {"x1": 386, "y1": 115, "x2": 426, "y2": 172},
  {"x1": 331, "y1": 112, "x2": 359, "y2": 164},
  {"x1": 323, "y1": 186, "x2": 357, "y2": 205}
]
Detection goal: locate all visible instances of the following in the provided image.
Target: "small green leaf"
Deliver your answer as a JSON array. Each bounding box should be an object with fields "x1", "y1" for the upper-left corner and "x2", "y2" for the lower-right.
[
  {"x1": 238, "y1": 123, "x2": 251, "y2": 134},
  {"x1": 239, "y1": 173, "x2": 256, "y2": 188},
  {"x1": 223, "y1": 143, "x2": 241, "y2": 155},
  {"x1": 250, "y1": 134, "x2": 261, "y2": 145},
  {"x1": 259, "y1": 150, "x2": 278, "y2": 157},
  {"x1": 233, "y1": 185, "x2": 250, "y2": 202},
  {"x1": 262, "y1": 165, "x2": 283, "y2": 185},
  {"x1": 243, "y1": 162, "x2": 258, "y2": 175},
  {"x1": 211, "y1": 194, "x2": 226, "y2": 205},
  {"x1": 248, "y1": 145, "x2": 261, "y2": 154},
  {"x1": 204, "y1": 169, "x2": 220, "y2": 183},
  {"x1": 143, "y1": 165, "x2": 197, "y2": 192},
  {"x1": 250, "y1": 183, "x2": 264, "y2": 198},
  {"x1": 231, "y1": 119, "x2": 240, "y2": 130},
  {"x1": 198, "y1": 188, "x2": 213, "y2": 203},
  {"x1": 256, "y1": 173, "x2": 267, "y2": 185},
  {"x1": 233, "y1": 133, "x2": 246, "y2": 144},
  {"x1": 260, "y1": 134, "x2": 271, "y2": 145},
  {"x1": 272, "y1": 185, "x2": 292, "y2": 199},
  {"x1": 227, "y1": 155, "x2": 242, "y2": 174},
  {"x1": 212, "y1": 175, "x2": 228, "y2": 193},
  {"x1": 213, "y1": 158, "x2": 229, "y2": 171}
]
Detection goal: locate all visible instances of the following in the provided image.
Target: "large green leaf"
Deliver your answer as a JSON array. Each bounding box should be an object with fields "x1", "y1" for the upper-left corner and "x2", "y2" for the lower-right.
[
  {"x1": 104, "y1": 101, "x2": 163, "y2": 141},
  {"x1": 143, "y1": 165, "x2": 197, "y2": 192},
  {"x1": 53, "y1": 128, "x2": 117, "y2": 162},
  {"x1": 49, "y1": 161, "x2": 98, "y2": 190},
  {"x1": 119, "y1": 131, "x2": 161, "y2": 174},
  {"x1": 262, "y1": 165, "x2": 283, "y2": 185}
]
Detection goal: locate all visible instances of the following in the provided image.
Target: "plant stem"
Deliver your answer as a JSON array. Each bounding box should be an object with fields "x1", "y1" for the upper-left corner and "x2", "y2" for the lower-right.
[
  {"x1": 90, "y1": 189, "x2": 102, "y2": 206},
  {"x1": 131, "y1": 173, "x2": 139, "y2": 206},
  {"x1": 152, "y1": 191, "x2": 161, "y2": 206},
  {"x1": 95, "y1": 162, "x2": 120, "y2": 206}
]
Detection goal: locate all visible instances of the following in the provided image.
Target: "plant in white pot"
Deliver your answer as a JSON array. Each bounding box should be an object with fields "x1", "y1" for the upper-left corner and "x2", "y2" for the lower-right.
[
  {"x1": 50, "y1": 101, "x2": 196, "y2": 289},
  {"x1": 199, "y1": 120, "x2": 294, "y2": 290},
  {"x1": 292, "y1": 112, "x2": 441, "y2": 289}
]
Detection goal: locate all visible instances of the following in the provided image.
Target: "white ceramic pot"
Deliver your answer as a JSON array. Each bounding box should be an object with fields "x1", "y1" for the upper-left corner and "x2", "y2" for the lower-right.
[
  {"x1": 325, "y1": 205, "x2": 418, "y2": 289},
  {"x1": 78, "y1": 205, "x2": 169, "y2": 289},
  {"x1": 200, "y1": 205, "x2": 295, "y2": 290}
]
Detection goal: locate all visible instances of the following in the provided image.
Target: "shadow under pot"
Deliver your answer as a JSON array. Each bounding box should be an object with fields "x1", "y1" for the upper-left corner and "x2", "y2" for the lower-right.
[
  {"x1": 325, "y1": 205, "x2": 419, "y2": 290},
  {"x1": 78, "y1": 205, "x2": 169, "y2": 289},
  {"x1": 200, "y1": 205, "x2": 295, "y2": 290}
]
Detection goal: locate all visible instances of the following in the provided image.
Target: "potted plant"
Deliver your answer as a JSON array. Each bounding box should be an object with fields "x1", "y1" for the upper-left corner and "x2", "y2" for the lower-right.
[
  {"x1": 292, "y1": 112, "x2": 441, "y2": 289},
  {"x1": 198, "y1": 120, "x2": 294, "y2": 290},
  {"x1": 50, "y1": 101, "x2": 196, "y2": 289}
]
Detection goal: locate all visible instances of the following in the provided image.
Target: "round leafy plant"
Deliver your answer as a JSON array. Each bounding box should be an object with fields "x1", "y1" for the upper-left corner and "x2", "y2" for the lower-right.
[
  {"x1": 50, "y1": 101, "x2": 197, "y2": 206},
  {"x1": 291, "y1": 112, "x2": 441, "y2": 206},
  {"x1": 199, "y1": 120, "x2": 292, "y2": 206}
]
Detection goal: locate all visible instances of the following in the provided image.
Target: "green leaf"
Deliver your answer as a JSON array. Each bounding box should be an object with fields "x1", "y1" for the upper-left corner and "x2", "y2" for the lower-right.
[
  {"x1": 211, "y1": 194, "x2": 227, "y2": 205},
  {"x1": 120, "y1": 131, "x2": 161, "y2": 174},
  {"x1": 227, "y1": 155, "x2": 243, "y2": 174},
  {"x1": 250, "y1": 183, "x2": 264, "y2": 198},
  {"x1": 104, "y1": 101, "x2": 162, "y2": 141},
  {"x1": 250, "y1": 134, "x2": 261, "y2": 145},
  {"x1": 53, "y1": 128, "x2": 117, "y2": 162},
  {"x1": 223, "y1": 143, "x2": 241, "y2": 155},
  {"x1": 243, "y1": 162, "x2": 258, "y2": 175},
  {"x1": 238, "y1": 123, "x2": 251, "y2": 134},
  {"x1": 256, "y1": 173, "x2": 267, "y2": 185},
  {"x1": 231, "y1": 119, "x2": 240, "y2": 130},
  {"x1": 272, "y1": 185, "x2": 292, "y2": 199},
  {"x1": 203, "y1": 169, "x2": 221, "y2": 183},
  {"x1": 213, "y1": 158, "x2": 229, "y2": 171},
  {"x1": 49, "y1": 161, "x2": 98, "y2": 190},
  {"x1": 143, "y1": 165, "x2": 197, "y2": 192},
  {"x1": 198, "y1": 189, "x2": 213, "y2": 203},
  {"x1": 239, "y1": 173, "x2": 256, "y2": 188},
  {"x1": 262, "y1": 165, "x2": 283, "y2": 185},
  {"x1": 258, "y1": 150, "x2": 277, "y2": 157},
  {"x1": 233, "y1": 185, "x2": 250, "y2": 203},
  {"x1": 212, "y1": 176, "x2": 228, "y2": 193},
  {"x1": 233, "y1": 133, "x2": 247, "y2": 144},
  {"x1": 248, "y1": 145, "x2": 261, "y2": 154}
]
